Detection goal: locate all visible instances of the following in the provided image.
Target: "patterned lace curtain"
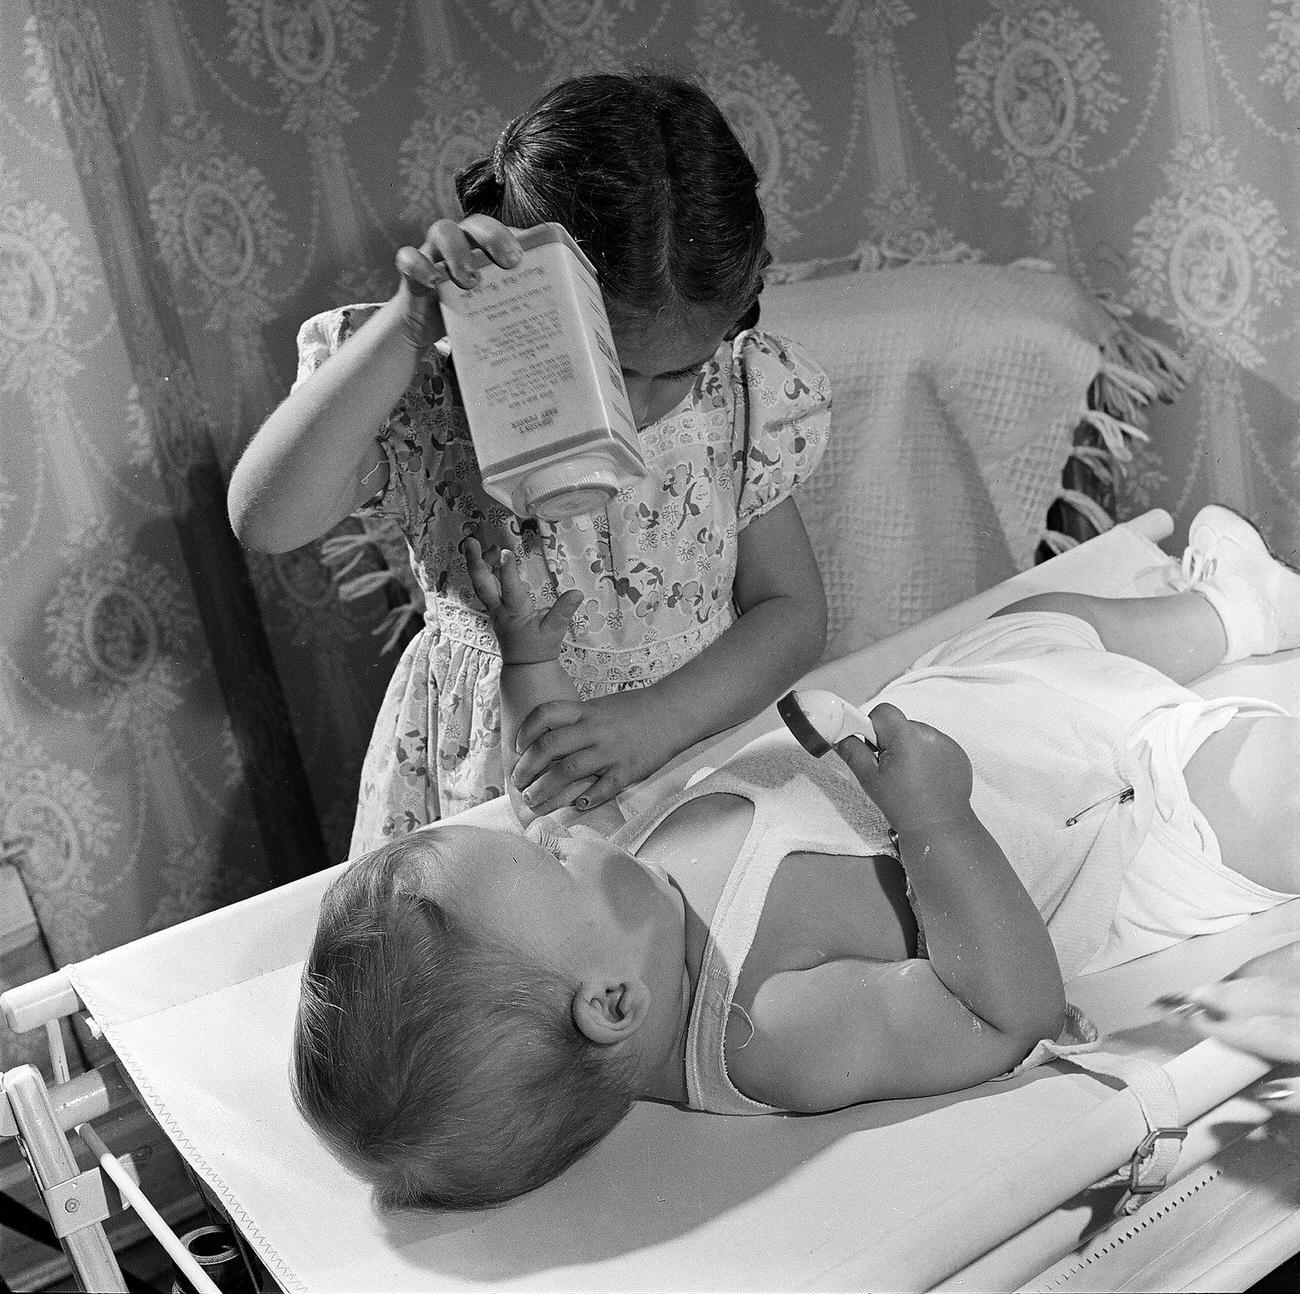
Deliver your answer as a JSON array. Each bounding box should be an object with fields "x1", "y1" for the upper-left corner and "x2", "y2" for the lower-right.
[
  {"x1": 1, "y1": 0, "x2": 1295, "y2": 1017},
  {"x1": 1, "y1": 1, "x2": 335, "y2": 1003}
]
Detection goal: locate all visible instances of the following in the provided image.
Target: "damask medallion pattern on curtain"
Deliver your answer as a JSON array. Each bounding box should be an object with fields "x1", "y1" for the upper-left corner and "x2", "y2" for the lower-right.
[{"x1": 0, "y1": 2, "x2": 1294, "y2": 1079}]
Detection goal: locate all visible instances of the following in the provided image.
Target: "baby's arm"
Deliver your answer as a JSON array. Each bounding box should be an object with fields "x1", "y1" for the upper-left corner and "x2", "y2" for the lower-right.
[
  {"x1": 735, "y1": 704, "x2": 1066, "y2": 1111},
  {"x1": 227, "y1": 218, "x2": 522, "y2": 553},
  {"x1": 841, "y1": 704, "x2": 1066, "y2": 1045},
  {"x1": 511, "y1": 495, "x2": 826, "y2": 812},
  {"x1": 461, "y1": 537, "x2": 589, "y2": 823}
]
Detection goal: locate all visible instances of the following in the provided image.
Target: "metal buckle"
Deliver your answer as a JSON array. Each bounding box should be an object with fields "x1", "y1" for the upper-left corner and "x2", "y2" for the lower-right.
[{"x1": 1126, "y1": 1125, "x2": 1188, "y2": 1195}]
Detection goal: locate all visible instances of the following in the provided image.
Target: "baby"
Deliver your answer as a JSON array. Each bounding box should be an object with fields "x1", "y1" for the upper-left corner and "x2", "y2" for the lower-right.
[{"x1": 292, "y1": 506, "x2": 1300, "y2": 1210}]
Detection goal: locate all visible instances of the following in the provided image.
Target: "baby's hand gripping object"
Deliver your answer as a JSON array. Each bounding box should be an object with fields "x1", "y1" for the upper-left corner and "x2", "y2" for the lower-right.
[
  {"x1": 778, "y1": 689, "x2": 878, "y2": 756},
  {"x1": 783, "y1": 693, "x2": 979, "y2": 837}
]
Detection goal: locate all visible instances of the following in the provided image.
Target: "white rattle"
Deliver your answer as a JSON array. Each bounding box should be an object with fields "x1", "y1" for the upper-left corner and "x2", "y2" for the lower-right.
[{"x1": 777, "y1": 689, "x2": 878, "y2": 757}]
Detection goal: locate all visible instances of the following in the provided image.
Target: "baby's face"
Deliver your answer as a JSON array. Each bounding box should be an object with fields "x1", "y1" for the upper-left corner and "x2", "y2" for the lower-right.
[{"x1": 418, "y1": 820, "x2": 687, "y2": 1008}]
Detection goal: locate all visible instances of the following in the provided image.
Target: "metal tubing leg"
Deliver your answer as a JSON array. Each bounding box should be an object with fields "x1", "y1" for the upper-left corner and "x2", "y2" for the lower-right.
[{"x1": 2, "y1": 1065, "x2": 127, "y2": 1293}]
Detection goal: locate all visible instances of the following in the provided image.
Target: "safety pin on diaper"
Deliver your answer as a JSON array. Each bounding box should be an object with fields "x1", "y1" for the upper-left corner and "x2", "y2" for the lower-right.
[{"x1": 1065, "y1": 785, "x2": 1134, "y2": 827}]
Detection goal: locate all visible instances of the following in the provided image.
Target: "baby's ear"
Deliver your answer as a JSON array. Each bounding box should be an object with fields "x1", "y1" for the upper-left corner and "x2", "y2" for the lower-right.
[{"x1": 572, "y1": 978, "x2": 649, "y2": 1046}]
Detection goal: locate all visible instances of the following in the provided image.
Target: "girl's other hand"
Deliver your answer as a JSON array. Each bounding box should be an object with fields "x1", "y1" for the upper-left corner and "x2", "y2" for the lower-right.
[
  {"x1": 462, "y1": 535, "x2": 580, "y2": 664},
  {"x1": 393, "y1": 216, "x2": 524, "y2": 351},
  {"x1": 834, "y1": 702, "x2": 975, "y2": 837},
  {"x1": 511, "y1": 689, "x2": 677, "y2": 814}
]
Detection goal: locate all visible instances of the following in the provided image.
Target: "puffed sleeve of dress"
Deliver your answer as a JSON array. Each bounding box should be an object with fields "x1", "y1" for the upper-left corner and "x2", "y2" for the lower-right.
[{"x1": 729, "y1": 329, "x2": 832, "y2": 526}]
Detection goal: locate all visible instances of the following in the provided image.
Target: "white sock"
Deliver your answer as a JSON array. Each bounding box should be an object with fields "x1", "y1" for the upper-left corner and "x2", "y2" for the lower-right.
[
  {"x1": 1180, "y1": 507, "x2": 1300, "y2": 661},
  {"x1": 1194, "y1": 577, "x2": 1275, "y2": 662}
]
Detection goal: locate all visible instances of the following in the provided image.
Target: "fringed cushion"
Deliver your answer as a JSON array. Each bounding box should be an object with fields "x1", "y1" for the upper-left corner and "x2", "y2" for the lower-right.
[{"x1": 759, "y1": 258, "x2": 1185, "y2": 660}]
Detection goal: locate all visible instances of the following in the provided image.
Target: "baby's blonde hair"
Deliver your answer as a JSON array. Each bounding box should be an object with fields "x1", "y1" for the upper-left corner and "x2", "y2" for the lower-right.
[{"x1": 291, "y1": 834, "x2": 639, "y2": 1209}]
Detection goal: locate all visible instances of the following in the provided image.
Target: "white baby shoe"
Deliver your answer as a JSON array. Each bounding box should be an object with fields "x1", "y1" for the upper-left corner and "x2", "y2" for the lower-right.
[{"x1": 1179, "y1": 505, "x2": 1300, "y2": 660}]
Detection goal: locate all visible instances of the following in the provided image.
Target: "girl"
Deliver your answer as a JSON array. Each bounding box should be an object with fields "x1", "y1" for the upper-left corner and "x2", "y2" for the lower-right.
[{"x1": 227, "y1": 69, "x2": 831, "y2": 853}]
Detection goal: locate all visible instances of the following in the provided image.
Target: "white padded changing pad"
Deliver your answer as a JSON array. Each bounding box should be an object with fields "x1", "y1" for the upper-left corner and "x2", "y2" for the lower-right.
[{"x1": 64, "y1": 517, "x2": 1300, "y2": 1292}]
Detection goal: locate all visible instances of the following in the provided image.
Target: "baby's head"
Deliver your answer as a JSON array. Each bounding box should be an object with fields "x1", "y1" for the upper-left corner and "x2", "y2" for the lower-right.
[
  {"x1": 457, "y1": 68, "x2": 768, "y2": 340},
  {"x1": 292, "y1": 822, "x2": 686, "y2": 1210}
]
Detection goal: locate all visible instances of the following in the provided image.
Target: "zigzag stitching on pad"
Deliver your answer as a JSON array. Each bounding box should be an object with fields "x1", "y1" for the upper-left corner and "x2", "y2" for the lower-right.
[{"x1": 105, "y1": 1034, "x2": 310, "y2": 1294}]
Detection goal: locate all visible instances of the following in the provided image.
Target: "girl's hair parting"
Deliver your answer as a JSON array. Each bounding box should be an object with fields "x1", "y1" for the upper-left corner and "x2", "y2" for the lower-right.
[
  {"x1": 291, "y1": 834, "x2": 639, "y2": 1210},
  {"x1": 456, "y1": 68, "x2": 769, "y2": 334}
]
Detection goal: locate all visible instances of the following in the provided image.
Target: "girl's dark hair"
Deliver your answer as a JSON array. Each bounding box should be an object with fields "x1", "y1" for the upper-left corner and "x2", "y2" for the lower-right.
[{"x1": 456, "y1": 69, "x2": 768, "y2": 332}]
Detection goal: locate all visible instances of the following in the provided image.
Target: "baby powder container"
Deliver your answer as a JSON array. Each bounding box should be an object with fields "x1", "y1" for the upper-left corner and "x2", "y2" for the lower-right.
[{"x1": 437, "y1": 222, "x2": 645, "y2": 521}]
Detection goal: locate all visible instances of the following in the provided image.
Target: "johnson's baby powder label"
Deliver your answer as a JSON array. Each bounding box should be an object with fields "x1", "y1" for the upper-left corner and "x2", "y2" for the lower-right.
[{"x1": 437, "y1": 223, "x2": 645, "y2": 520}]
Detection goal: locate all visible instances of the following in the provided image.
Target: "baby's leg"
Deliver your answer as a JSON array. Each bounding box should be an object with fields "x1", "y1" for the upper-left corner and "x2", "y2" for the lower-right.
[
  {"x1": 992, "y1": 590, "x2": 1227, "y2": 684},
  {"x1": 1184, "y1": 714, "x2": 1300, "y2": 894},
  {"x1": 997, "y1": 506, "x2": 1300, "y2": 682}
]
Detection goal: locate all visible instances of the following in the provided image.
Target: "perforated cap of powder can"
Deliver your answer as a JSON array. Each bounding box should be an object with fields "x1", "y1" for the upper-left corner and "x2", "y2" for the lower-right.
[{"x1": 520, "y1": 456, "x2": 620, "y2": 520}]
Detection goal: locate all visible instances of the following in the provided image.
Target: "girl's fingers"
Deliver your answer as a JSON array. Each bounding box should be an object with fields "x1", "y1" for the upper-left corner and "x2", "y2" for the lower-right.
[
  {"x1": 518, "y1": 747, "x2": 605, "y2": 807},
  {"x1": 406, "y1": 217, "x2": 521, "y2": 295},
  {"x1": 420, "y1": 218, "x2": 482, "y2": 288},
  {"x1": 514, "y1": 732, "x2": 595, "y2": 795},
  {"x1": 515, "y1": 700, "x2": 586, "y2": 756},
  {"x1": 569, "y1": 772, "x2": 621, "y2": 812},
  {"x1": 419, "y1": 216, "x2": 521, "y2": 288},
  {"x1": 457, "y1": 214, "x2": 524, "y2": 269},
  {"x1": 525, "y1": 774, "x2": 600, "y2": 818},
  {"x1": 394, "y1": 244, "x2": 449, "y2": 292}
]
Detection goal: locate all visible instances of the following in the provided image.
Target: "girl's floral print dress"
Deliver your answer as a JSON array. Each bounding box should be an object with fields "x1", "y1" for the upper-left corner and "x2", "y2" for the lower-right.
[{"x1": 293, "y1": 308, "x2": 831, "y2": 854}]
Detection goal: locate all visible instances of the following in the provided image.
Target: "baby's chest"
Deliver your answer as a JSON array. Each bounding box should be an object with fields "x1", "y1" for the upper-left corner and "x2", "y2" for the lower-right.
[{"x1": 737, "y1": 854, "x2": 917, "y2": 992}]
